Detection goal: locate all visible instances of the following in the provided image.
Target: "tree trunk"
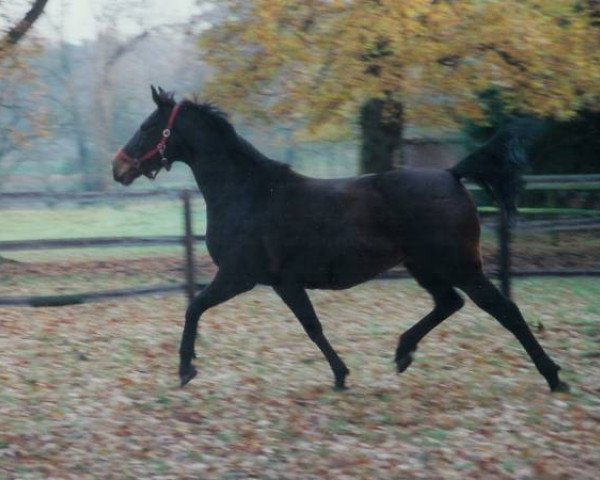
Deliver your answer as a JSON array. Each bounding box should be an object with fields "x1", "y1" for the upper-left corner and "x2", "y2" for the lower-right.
[{"x1": 359, "y1": 98, "x2": 403, "y2": 174}]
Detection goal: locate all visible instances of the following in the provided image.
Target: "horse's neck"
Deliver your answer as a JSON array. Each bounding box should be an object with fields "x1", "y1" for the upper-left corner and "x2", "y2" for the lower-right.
[
  {"x1": 178, "y1": 107, "x2": 291, "y2": 209},
  {"x1": 187, "y1": 136, "x2": 289, "y2": 211}
]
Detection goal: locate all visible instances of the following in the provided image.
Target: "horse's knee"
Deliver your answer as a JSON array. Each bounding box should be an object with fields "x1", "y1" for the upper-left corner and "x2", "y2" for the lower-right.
[
  {"x1": 430, "y1": 288, "x2": 464, "y2": 317},
  {"x1": 185, "y1": 300, "x2": 204, "y2": 324},
  {"x1": 445, "y1": 291, "x2": 465, "y2": 314}
]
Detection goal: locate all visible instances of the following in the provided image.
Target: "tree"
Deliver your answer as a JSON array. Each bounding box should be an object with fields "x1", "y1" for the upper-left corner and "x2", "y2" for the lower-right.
[
  {"x1": 0, "y1": 0, "x2": 48, "y2": 263},
  {"x1": 0, "y1": 0, "x2": 48, "y2": 56},
  {"x1": 0, "y1": 1, "x2": 50, "y2": 179},
  {"x1": 200, "y1": 0, "x2": 600, "y2": 173},
  {"x1": 44, "y1": 0, "x2": 211, "y2": 191}
]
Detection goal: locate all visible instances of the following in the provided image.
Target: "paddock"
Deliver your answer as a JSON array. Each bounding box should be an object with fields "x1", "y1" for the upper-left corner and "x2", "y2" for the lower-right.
[
  {"x1": 2, "y1": 184, "x2": 600, "y2": 478},
  {"x1": 1, "y1": 278, "x2": 599, "y2": 479}
]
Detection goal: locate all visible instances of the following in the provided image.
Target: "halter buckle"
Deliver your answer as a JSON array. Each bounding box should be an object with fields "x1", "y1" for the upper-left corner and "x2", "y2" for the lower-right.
[
  {"x1": 161, "y1": 156, "x2": 172, "y2": 171},
  {"x1": 143, "y1": 167, "x2": 160, "y2": 180}
]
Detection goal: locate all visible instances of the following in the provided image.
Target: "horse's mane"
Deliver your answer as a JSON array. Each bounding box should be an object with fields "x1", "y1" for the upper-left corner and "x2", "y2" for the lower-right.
[{"x1": 180, "y1": 98, "x2": 291, "y2": 177}]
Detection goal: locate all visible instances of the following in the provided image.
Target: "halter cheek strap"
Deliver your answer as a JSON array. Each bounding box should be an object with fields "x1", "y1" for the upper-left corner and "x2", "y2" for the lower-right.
[{"x1": 117, "y1": 103, "x2": 181, "y2": 180}]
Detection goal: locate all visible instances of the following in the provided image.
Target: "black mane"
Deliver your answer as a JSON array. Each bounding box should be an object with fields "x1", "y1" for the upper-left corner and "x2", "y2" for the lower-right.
[
  {"x1": 180, "y1": 99, "x2": 234, "y2": 134},
  {"x1": 180, "y1": 98, "x2": 291, "y2": 177}
]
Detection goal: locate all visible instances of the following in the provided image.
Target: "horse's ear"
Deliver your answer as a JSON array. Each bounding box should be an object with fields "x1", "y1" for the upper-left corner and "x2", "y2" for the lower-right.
[
  {"x1": 151, "y1": 85, "x2": 175, "y2": 110},
  {"x1": 151, "y1": 85, "x2": 161, "y2": 106}
]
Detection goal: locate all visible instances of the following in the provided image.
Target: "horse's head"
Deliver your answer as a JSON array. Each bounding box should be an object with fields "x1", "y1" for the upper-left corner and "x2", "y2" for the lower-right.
[{"x1": 113, "y1": 86, "x2": 183, "y2": 185}]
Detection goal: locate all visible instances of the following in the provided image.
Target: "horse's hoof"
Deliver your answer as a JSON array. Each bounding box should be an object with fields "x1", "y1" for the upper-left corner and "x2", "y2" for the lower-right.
[
  {"x1": 396, "y1": 352, "x2": 413, "y2": 374},
  {"x1": 333, "y1": 383, "x2": 349, "y2": 392},
  {"x1": 179, "y1": 365, "x2": 197, "y2": 387},
  {"x1": 551, "y1": 380, "x2": 570, "y2": 393},
  {"x1": 333, "y1": 368, "x2": 350, "y2": 391}
]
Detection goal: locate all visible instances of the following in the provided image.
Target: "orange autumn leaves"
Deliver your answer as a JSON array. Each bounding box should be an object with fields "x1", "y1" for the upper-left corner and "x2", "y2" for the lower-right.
[{"x1": 200, "y1": 0, "x2": 600, "y2": 137}]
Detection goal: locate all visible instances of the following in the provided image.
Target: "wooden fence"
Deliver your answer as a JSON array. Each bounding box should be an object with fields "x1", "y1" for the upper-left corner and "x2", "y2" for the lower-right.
[
  {"x1": 1, "y1": 175, "x2": 600, "y2": 307},
  {"x1": 0, "y1": 190, "x2": 204, "y2": 307}
]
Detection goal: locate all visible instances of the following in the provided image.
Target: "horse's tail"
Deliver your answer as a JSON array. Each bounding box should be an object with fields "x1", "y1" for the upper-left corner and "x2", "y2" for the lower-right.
[{"x1": 449, "y1": 119, "x2": 542, "y2": 215}]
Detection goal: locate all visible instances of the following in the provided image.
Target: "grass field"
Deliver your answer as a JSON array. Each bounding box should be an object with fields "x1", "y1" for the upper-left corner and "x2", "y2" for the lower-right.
[
  {"x1": 0, "y1": 199, "x2": 207, "y2": 242},
  {"x1": 1, "y1": 278, "x2": 599, "y2": 479},
  {"x1": 0, "y1": 199, "x2": 208, "y2": 263},
  {"x1": 3, "y1": 198, "x2": 600, "y2": 268}
]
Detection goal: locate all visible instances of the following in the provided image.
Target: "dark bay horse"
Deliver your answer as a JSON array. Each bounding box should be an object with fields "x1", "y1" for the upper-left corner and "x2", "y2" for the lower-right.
[{"x1": 112, "y1": 87, "x2": 569, "y2": 393}]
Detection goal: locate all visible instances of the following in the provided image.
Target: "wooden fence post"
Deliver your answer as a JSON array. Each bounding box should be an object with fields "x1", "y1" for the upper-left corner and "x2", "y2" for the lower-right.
[
  {"x1": 498, "y1": 209, "x2": 512, "y2": 299},
  {"x1": 182, "y1": 190, "x2": 196, "y2": 304}
]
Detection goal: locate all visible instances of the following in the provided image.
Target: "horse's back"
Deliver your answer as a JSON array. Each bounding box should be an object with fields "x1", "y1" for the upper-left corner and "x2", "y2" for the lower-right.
[{"x1": 375, "y1": 168, "x2": 477, "y2": 222}]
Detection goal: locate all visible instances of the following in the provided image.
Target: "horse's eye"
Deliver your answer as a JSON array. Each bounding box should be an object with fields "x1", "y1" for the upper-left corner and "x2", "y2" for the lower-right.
[
  {"x1": 140, "y1": 119, "x2": 156, "y2": 131},
  {"x1": 140, "y1": 112, "x2": 159, "y2": 131}
]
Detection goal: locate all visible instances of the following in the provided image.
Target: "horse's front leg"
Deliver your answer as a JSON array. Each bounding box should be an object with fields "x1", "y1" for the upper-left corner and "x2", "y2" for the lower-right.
[
  {"x1": 274, "y1": 283, "x2": 350, "y2": 390},
  {"x1": 179, "y1": 270, "x2": 254, "y2": 386}
]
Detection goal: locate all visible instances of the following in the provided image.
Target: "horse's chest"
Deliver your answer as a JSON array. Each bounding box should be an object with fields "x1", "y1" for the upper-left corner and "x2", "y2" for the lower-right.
[
  {"x1": 204, "y1": 219, "x2": 246, "y2": 266},
  {"x1": 205, "y1": 212, "x2": 265, "y2": 269},
  {"x1": 205, "y1": 231, "x2": 224, "y2": 266}
]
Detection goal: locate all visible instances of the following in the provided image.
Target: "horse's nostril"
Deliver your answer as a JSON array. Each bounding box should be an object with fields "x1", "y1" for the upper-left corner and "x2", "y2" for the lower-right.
[
  {"x1": 112, "y1": 163, "x2": 122, "y2": 181},
  {"x1": 112, "y1": 155, "x2": 131, "y2": 183}
]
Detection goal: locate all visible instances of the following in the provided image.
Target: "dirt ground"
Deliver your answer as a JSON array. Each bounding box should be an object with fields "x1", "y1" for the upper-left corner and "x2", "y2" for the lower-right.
[{"x1": 1, "y1": 277, "x2": 599, "y2": 479}]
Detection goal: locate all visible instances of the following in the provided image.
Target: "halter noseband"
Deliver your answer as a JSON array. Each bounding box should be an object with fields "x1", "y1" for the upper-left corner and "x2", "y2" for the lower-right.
[{"x1": 117, "y1": 103, "x2": 181, "y2": 180}]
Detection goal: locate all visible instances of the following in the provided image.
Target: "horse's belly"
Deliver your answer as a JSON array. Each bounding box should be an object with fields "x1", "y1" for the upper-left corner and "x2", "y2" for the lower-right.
[{"x1": 296, "y1": 244, "x2": 405, "y2": 290}]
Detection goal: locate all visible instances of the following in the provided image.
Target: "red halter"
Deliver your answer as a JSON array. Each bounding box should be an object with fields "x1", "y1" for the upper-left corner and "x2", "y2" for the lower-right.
[{"x1": 116, "y1": 103, "x2": 181, "y2": 179}]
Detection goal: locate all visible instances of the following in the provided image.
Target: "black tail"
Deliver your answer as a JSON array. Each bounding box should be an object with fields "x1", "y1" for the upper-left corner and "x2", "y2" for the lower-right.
[{"x1": 450, "y1": 118, "x2": 544, "y2": 215}]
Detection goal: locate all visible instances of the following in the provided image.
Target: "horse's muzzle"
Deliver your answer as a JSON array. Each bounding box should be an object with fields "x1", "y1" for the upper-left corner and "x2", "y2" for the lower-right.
[{"x1": 112, "y1": 152, "x2": 138, "y2": 185}]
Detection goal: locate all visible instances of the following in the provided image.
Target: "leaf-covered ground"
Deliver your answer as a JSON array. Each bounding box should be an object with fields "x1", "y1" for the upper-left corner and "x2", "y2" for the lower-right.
[{"x1": 1, "y1": 279, "x2": 599, "y2": 479}]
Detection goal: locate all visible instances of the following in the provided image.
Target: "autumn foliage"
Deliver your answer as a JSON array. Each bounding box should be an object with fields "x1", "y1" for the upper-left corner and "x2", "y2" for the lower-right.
[{"x1": 201, "y1": 0, "x2": 600, "y2": 136}]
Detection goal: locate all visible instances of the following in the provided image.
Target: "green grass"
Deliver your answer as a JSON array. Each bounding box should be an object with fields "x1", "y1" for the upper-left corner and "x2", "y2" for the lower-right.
[
  {"x1": 0, "y1": 199, "x2": 207, "y2": 242},
  {"x1": 478, "y1": 206, "x2": 600, "y2": 216},
  {"x1": 0, "y1": 199, "x2": 208, "y2": 262},
  {"x1": 2, "y1": 191, "x2": 597, "y2": 245},
  {"x1": 1, "y1": 244, "x2": 208, "y2": 263},
  {"x1": 2, "y1": 195, "x2": 598, "y2": 267},
  {"x1": 3, "y1": 200, "x2": 597, "y2": 245}
]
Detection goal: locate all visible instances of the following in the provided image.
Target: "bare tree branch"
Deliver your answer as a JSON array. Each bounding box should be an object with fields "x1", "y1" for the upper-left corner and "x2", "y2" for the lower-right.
[
  {"x1": 0, "y1": 0, "x2": 49, "y2": 55},
  {"x1": 478, "y1": 43, "x2": 528, "y2": 73},
  {"x1": 105, "y1": 30, "x2": 149, "y2": 69}
]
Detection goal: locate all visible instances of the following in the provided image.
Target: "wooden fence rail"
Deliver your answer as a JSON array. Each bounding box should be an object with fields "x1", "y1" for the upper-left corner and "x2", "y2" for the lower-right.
[
  {"x1": 1, "y1": 177, "x2": 600, "y2": 306},
  {"x1": 0, "y1": 235, "x2": 206, "y2": 251},
  {"x1": 0, "y1": 284, "x2": 187, "y2": 307},
  {"x1": 0, "y1": 190, "x2": 202, "y2": 307},
  {"x1": 0, "y1": 190, "x2": 198, "y2": 203}
]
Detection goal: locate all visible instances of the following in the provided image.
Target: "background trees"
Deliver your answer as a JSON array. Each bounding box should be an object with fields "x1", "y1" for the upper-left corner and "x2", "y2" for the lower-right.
[
  {"x1": 0, "y1": 0, "x2": 48, "y2": 54},
  {"x1": 201, "y1": 0, "x2": 600, "y2": 173},
  {"x1": 0, "y1": 1, "x2": 49, "y2": 181},
  {"x1": 0, "y1": 0, "x2": 208, "y2": 192},
  {"x1": 1, "y1": 1, "x2": 599, "y2": 191}
]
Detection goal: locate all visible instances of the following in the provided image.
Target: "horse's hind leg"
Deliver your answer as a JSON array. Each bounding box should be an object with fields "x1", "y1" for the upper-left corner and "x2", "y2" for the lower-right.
[
  {"x1": 459, "y1": 272, "x2": 569, "y2": 392},
  {"x1": 396, "y1": 269, "x2": 465, "y2": 374}
]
